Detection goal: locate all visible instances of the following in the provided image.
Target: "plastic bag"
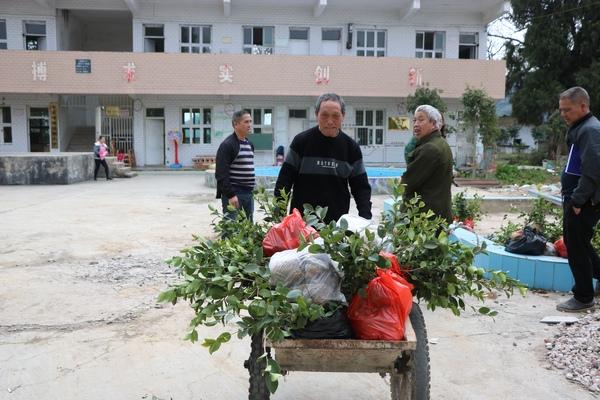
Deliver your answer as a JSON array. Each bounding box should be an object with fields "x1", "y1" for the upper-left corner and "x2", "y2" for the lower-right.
[
  {"x1": 268, "y1": 249, "x2": 346, "y2": 304},
  {"x1": 263, "y1": 209, "x2": 318, "y2": 256},
  {"x1": 554, "y1": 237, "x2": 568, "y2": 258},
  {"x1": 347, "y1": 269, "x2": 413, "y2": 340},
  {"x1": 505, "y1": 226, "x2": 547, "y2": 256},
  {"x1": 292, "y1": 308, "x2": 353, "y2": 339}
]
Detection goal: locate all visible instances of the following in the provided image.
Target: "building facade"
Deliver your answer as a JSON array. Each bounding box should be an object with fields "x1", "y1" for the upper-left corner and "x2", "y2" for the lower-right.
[{"x1": 0, "y1": 0, "x2": 507, "y2": 167}]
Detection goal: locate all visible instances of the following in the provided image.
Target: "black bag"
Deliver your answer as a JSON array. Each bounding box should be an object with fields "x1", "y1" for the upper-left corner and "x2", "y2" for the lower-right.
[
  {"x1": 505, "y1": 226, "x2": 547, "y2": 256},
  {"x1": 292, "y1": 308, "x2": 353, "y2": 339}
]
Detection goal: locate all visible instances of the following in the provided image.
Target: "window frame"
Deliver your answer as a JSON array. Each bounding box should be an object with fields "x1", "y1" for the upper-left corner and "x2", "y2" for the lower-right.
[
  {"x1": 458, "y1": 32, "x2": 479, "y2": 60},
  {"x1": 355, "y1": 109, "x2": 385, "y2": 146},
  {"x1": 356, "y1": 29, "x2": 386, "y2": 57},
  {"x1": 0, "y1": 106, "x2": 12, "y2": 144},
  {"x1": 23, "y1": 20, "x2": 47, "y2": 51},
  {"x1": 0, "y1": 19, "x2": 7, "y2": 49},
  {"x1": 243, "y1": 26, "x2": 274, "y2": 54},
  {"x1": 143, "y1": 24, "x2": 165, "y2": 53},
  {"x1": 289, "y1": 27, "x2": 309, "y2": 40},
  {"x1": 246, "y1": 108, "x2": 273, "y2": 134},
  {"x1": 321, "y1": 28, "x2": 342, "y2": 41},
  {"x1": 180, "y1": 107, "x2": 212, "y2": 144},
  {"x1": 415, "y1": 31, "x2": 445, "y2": 59},
  {"x1": 180, "y1": 24, "x2": 211, "y2": 54}
]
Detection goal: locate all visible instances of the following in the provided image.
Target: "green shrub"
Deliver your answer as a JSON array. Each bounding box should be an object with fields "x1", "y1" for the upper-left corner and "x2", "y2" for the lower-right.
[
  {"x1": 495, "y1": 164, "x2": 559, "y2": 185},
  {"x1": 452, "y1": 192, "x2": 483, "y2": 223}
]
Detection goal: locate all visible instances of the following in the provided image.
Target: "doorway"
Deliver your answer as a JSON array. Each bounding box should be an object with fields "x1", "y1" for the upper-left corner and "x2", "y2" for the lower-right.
[
  {"x1": 29, "y1": 107, "x2": 50, "y2": 152},
  {"x1": 145, "y1": 109, "x2": 165, "y2": 165}
]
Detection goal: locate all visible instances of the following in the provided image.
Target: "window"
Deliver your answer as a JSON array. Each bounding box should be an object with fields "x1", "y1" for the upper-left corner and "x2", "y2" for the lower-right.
[
  {"x1": 0, "y1": 107, "x2": 12, "y2": 144},
  {"x1": 181, "y1": 25, "x2": 211, "y2": 53},
  {"x1": 459, "y1": 33, "x2": 479, "y2": 59},
  {"x1": 24, "y1": 21, "x2": 46, "y2": 50},
  {"x1": 321, "y1": 28, "x2": 342, "y2": 56},
  {"x1": 0, "y1": 20, "x2": 7, "y2": 49},
  {"x1": 181, "y1": 107, "x2": 212, "y2": 144},
  {"x1": 355, "y1": 109, "x2": 384, "y2": 146},
  {"x1": 146, "y1": 108, "x2": 164, "y2": 118},
  {"x1": 144, "y1": 24, "x2": 164, "y2": 52},
  {"x1": 247, "y1": 108, "x2": 273, "y2": 134},
  {"x1": 289, "y1": 109, "x2": 307, "y2": 119},
  {"x1": 356, "y1": 30, "x2": 386, "y2": 57},
  {"x1": 289, "y1": 27, "x2": 308, "y2": 40},
  {"x1": 415, "y1": 31, "x2": 445, "y2": 58},
  {"x1": 322, "y1": 28, "x2": 341, "y2": 41},
  {"x1": 243, "y1": 26, "x2": 274, "y2": 54}
]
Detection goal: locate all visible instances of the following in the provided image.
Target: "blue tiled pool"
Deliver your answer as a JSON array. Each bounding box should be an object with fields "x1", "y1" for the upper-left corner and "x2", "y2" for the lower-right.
[
  {"x1": 205, "y1": 166, "x2": 405, "y2": 194},
  {"x1": 252, "y1": 166, "x2": 405, "y2": 194}
]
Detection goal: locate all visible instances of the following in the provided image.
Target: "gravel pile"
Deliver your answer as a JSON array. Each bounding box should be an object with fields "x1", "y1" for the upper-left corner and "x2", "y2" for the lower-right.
[
  {"x1": 546, "y1": 311, "x2": 600, "y2": 393},
  {"x1": 75, "y1": 255, "x2": 179, "y2": 288}
]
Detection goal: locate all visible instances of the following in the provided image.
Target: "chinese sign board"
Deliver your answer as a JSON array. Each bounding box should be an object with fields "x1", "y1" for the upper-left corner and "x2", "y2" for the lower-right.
[{"x1": 75, "y1": 59, "x2": 91, "y2": 73}]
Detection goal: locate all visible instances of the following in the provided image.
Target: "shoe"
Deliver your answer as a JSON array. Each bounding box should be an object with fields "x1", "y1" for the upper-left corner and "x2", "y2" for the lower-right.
[
  {"x1": 556, "y1": 297, "x2": 595, "y2": 312},
  {"x1": 107, "y1": 177, "x2": 113, "y2": 180}
]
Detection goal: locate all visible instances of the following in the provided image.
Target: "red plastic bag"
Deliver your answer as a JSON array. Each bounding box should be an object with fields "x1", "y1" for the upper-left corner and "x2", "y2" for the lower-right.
[
  {"x1": 378, "y1": 252, "x2": 410, "y2": 278},
  {"x1": 262, "y1": 209, "x2": 319, "y2": 256},
  {"x1": 347, "y1": 269, "x2": 413, "y2": 340},
  {"x1": 554, "y1": 237, "x2": 568, "y2": 258}
]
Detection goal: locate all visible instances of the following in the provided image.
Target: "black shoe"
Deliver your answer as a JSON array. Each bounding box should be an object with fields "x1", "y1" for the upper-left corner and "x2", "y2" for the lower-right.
[
  {"x1": 556, "y1": 297, "x2": 595, "y2": 312},
  {"x1": 107, "y1": 177, "x2": 113, "y2": 180},
  {"x1": 94, "y1": 178, "x2": 97, "y2": 181}
]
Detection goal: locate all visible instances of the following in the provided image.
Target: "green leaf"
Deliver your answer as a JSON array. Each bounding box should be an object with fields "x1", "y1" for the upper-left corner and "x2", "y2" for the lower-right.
[
  {"x1": 217, "y1": 332, "x2": 231, "y2": 343},
  {"x1": 157, "y1": 289, "x2": 177, "y2": 303},
  {"x1": 286, "y1": 289, "x2": 302, "y2": 300}
]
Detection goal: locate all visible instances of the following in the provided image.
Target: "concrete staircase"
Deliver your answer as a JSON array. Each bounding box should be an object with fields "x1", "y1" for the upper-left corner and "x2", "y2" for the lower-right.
[
  {"x1": 94, "y1": 156, "x2": 138, "y2": 179},
  {"x1": 67, "y1": 126, "x2": 96, "y2": 152}
]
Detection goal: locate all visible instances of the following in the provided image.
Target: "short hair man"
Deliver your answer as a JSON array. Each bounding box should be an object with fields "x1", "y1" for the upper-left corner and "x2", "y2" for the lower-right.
[
  {"x1": 556, "y1": 86, "x2": 600, "y2": 312},
  {"x1": 401, "y1": 104, "x2": 454, "y2": 223},
  {"x1": 274, "y1": 93, "x2": 372, "y2": 224},
  {"x1": 215, "y1": 110, "x2": 255, "y2": 221}
]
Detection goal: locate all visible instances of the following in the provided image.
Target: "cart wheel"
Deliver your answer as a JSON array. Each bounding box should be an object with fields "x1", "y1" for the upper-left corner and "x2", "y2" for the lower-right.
[
  {"x1": 246, "y1": 332, "x2": 270, "y2": 400},
  {"x1": 409, "y1": 301, "x2": 430, "y2": 400}
]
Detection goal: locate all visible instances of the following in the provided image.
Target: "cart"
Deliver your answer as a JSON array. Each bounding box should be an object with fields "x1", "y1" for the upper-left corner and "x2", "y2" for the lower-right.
[{"x1": 245, "y1": 302, "x2": 431, "y2": 400}]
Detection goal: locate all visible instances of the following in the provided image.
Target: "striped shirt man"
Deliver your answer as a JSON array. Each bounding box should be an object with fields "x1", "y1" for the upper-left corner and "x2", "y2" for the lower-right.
[{"x1": 229, "y1": 138, "x2": 255, "y2": 189}]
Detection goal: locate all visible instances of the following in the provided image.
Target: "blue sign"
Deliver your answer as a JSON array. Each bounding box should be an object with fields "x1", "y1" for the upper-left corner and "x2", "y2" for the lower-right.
[{"x1": 75, "y1": 59, "x2": 91, "y2": 73}]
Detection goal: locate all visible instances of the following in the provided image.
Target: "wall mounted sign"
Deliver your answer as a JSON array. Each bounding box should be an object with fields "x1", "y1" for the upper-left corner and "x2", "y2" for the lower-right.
[
  {"x1": 75, "y1": 59, "x2": 91, "y2": 73},
  {"x1": 219, "y1": 64, "x2": 233, "y2": 83},
  {"x1": 123, "y1": 62, "x2": 136, "y2": 82},
  {"x1": 49, "y1": 102, "x2": 58, "y2": 149},
  {"x1": 32, "y1": 61, "x2": 47, "y2": 81},
  {"x1": 314, "y1": 65, "x2": 330, "y2": 84}
]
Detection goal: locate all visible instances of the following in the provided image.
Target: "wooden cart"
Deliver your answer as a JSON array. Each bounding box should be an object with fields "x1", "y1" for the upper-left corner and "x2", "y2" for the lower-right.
[{"x1": 245, "y1": 302, "x2": 431, "y2": 400}]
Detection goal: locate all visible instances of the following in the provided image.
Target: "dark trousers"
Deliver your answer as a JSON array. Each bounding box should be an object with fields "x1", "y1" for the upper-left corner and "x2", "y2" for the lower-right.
[
  {"x1": 94, "y1": 159, "x2": 110, "y2": 180},
  {"x1": 221, "y1": 187, "x2": 254, "y2": 222},
  {"x1": 563, "y1": 200, "x2": 600, "y2": 303}
]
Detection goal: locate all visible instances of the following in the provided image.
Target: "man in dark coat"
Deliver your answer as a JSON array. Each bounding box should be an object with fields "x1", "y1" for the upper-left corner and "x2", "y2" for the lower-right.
[
  {"x1": 401, "y1": 104, "x2": 453, "y2": 223},
  {"x1": 274, "y1": 93, "x2": 372, "y2": 224},
  {"x1": 556, "y1": 86, "x2": 600, "y2": 312}
]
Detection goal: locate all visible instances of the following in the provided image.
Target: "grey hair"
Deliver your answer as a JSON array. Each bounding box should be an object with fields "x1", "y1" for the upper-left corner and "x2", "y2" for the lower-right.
[
  {"x1": 560, "y1": 86, "x2": 590, "y2": 106},
  {"x1": 414, "y1": 105, "x2": 443, "y2": 130},
  {"x1": 232, "y1": 110, "x2": 251, "y2": 126},
  {"x1": 315, "y1": 93, "x2": 346, "y2": 115}
]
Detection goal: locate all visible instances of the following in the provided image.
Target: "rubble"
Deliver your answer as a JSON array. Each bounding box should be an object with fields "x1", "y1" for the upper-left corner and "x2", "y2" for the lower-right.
[{"x1": 546, "y1": 310, "x2": 600, "y2": 393}]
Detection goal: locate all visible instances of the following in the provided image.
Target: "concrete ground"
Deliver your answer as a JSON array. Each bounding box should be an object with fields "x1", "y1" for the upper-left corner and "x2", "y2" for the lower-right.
[{"x1": 0, "y1": 172, "x2": 595, "y2": 400}]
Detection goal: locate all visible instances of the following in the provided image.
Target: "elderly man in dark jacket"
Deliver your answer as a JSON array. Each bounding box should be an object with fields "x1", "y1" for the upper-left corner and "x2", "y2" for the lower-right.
[
  {"x1": 556, "y1": 86, "x2": 600, "y2": 312},
  {"x1": 401, "y1": 104, "x2": 453, "y2": 223}
]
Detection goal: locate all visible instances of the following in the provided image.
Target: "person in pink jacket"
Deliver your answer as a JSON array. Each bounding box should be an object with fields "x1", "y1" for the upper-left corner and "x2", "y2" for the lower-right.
[{"x1": 93, "y1": 136, "x2": 112, "y2": 181}]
